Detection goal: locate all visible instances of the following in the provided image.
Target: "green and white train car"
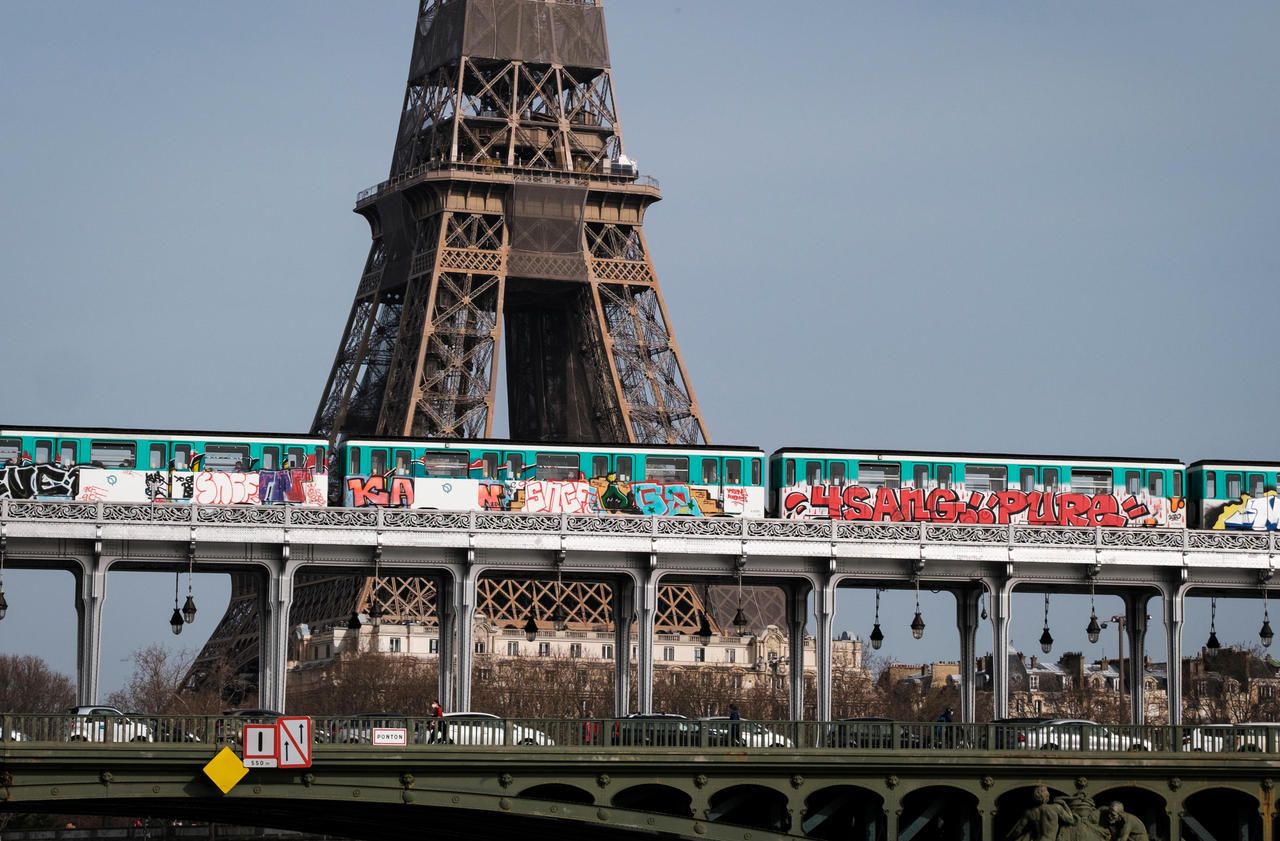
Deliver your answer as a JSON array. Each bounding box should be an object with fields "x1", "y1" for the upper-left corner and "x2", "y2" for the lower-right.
[
  {"x1": 770, "y1": 448, "x2": 1185, "y2": 528},
  {"x1": 0, "y1": 426, "x2": 328, "y2": 506},
  {"x1": 342, "y1": 437, "x2": 766, "y2": 517},
  {"x1": 1187, "y1": 460, "x2": 1280, "y2": 530}
]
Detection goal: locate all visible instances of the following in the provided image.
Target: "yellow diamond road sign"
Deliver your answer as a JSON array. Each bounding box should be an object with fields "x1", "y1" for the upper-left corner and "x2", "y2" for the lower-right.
[{"x1": 203, "y1": 747, "x2": 250, "y2": 794}]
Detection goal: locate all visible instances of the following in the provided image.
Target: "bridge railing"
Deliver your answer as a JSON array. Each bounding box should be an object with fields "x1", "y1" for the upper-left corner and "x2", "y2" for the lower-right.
[{"x1": 6, "y1": 714, "x2": 1280, "y2": 755}]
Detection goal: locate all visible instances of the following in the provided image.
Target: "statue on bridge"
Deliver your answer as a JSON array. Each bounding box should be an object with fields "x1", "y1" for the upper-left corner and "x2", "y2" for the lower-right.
[{"x1": 1007, "y1": 785, "x2": 1112, "y2": 841}]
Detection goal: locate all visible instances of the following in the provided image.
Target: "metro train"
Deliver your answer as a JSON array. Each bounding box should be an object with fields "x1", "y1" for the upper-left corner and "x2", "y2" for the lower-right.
[{"x1": 1, "y1": 425, "x2": 1276, "y2": 531}]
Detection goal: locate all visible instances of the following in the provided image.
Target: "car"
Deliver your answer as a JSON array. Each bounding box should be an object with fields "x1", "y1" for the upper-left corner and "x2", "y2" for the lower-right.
[
  {"x1": 1185, "y1": 723, "x2": 1280, "y2": 753},
  {"x1": 1021, "y1": 719, "x2": 1151, "y2": 752},
  {"x1": 5, "y1": 728, "x2": 29, "y2": 742},
  {"x1": 992, "y1": 716, "x2": 1052, "y2": 750},
  {"x1": 611, "y1": 713, "x2": 699, "y2": 747},
  {"x1": 826, "y1": 717, "x2": 920, "y2": 749},
  {"x1": 431, "y1": 713, "x2": 553, "y2": 746},
  {"x1": 334, "y1": 713, "x2": 423, "y2": 745},
  {"x1": 127, "y1": 713, "x2": 202, "y2": 743},
  {"x1": 701, "y1": 717, "x2": 794, "y2": 748},
  {"x1": 64, "y1": 706, "x2": 152, "y2": 743}
]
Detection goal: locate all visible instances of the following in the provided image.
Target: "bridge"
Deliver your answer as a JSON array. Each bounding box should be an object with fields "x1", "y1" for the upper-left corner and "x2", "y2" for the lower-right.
[
  {"x1": 2, "y1": 716, "x2": 1277, "y2": 841},
  {"x1": 3, "y1": 499, "x2": 1277, "y2": 721}
]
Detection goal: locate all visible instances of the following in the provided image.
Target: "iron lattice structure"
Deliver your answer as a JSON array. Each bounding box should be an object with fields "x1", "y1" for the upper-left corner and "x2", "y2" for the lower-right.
[
  {"x1": 313, "y1": 0, "x2": 707, "y2": 444},
  {"x1": 189, "y1": 576, "x2": 785, "y2": 695}
]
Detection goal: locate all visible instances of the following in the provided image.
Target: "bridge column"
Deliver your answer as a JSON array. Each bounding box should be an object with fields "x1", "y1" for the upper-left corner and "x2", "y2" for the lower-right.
[
  {"x1": 612, "y1": 577, "x2": 634, "y2": 716},
  {"x1": 992, "y1": 581, "x2": 1013, "y2": 719},
  {"x1": 1125, "y1": 593, "x2": 1149, "y2": 725},
  {"x1": 787, "y1": 582, "x2": 810, "y2": 720},
  {"x1": 437, "y1": 574, "x2": 455, "y2": 710},
  {"x1": 636, "y1": 572, "x2": 658, "y2": 714},
  {"x1": 72, "y1": 558, "x2": 107, "y2": 706},
  {"x1": 454, "y1": 569, "x2": 478, "y2": 713},
  {"x1": 1165, "y1": 586, "x2": 1185, "y2": 726},
  {"x1": 814, "y1": 577, "x2": 836, "y2": 724},
  {"x1": 955, "y1": 587, "x2": 982, "y2": 723},
  {"x1": 258, "y1": 561, "x2": 297, "y2": 712}
]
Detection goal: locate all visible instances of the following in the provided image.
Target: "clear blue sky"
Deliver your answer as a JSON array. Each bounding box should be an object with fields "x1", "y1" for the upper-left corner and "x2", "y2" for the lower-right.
[{"x1": 2, "y1": 1, "x2": 1278, "y2": 695}]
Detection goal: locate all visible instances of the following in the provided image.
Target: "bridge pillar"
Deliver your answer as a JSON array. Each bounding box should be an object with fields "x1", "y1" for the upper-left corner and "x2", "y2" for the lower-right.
[
  {"x1": 72, "y1": 558, "x2": 106, "y2": 706},
  {"x1": 258, "y1": 560, "x2": 297, "y2": 712},
  {"x1": 454, "y1": 569, "x2": 478, "y2": 713},
  {"x1": 992, "y1": 581, "x2": 1013, "y2": 719},
  {"x1": 636, "y1": 572, "x2": 658, "y2": 714},
  {"x1": 1125, "y1": 593, "x2": 1149, "y2": 725},
  {"x1": 1165, "y1": 586, "x2": 1185, "y2": 726},
  {"x1": 955, "y1": 587, "x2": 982, "y2": 724},
  {"x1": 437, "y1": 574, "x2": 455, "y2": 710},
  {"x1": 787, "y1": 582, "x2": 810, "y2": 720},
  {"x1": 814, "y1": 576, "x2": 836, "y2": 724},
  {"x1": 612, "y1": 577, "x2": 634, "y2": 716}
]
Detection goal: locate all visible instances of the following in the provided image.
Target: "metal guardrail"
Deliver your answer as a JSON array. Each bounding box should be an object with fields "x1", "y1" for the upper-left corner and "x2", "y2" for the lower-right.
[
  {"x1": 5, "y1": 715, "x2": 1279, "y2": 755},
  {"x1": 355, "y1": 159, "x2": 660, "y2": 205},
  {"x1": 1, "y1": 499, "x2": 1276, "y2": 554}
]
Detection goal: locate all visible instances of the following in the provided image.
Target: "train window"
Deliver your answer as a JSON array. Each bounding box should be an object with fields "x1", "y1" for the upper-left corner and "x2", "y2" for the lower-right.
[
  {"x1": 285, "y1": 447, "x2": 305, "y2": 468},
  {"x1": 369, "y1": 449, "x2": 388, "y2": 476},
  {"x1": 805, "y1": 461, "x2": 821, "y2": 484},
  {"x1": 314, "y1": 447, "x2": 326, "y2": 471},
  {"x1": 203, "y1": 444, "x2": 250, "y2": 472},
  {"x1": 1173, "y1": 471, "x2": 1183, "y2": 498},
  {"x1": 785, "y1": 460, "x2": 796, "y2": 486},
  {"x1": 859, "y1": 462, "x2": 900, "y2": 490},
  {"x1": 260, "y1": 446, "x2": 279, "y2": 471},
  {"x1": 966, "y1": 465, "x2": 1007, "y2": 493},
  {"x1": 830, "y1": 462, "x2": 846, "y2": 486},
  {"x1": 423, "y1": 450, "x2": 471, "y2": 478},
  {"x1": 349, "y1": 448, "x2": 362, "y2": 474},
  {"x1": 1205, "y1": 471, "x2": 1216, "y2": 498},
  {"x1": 35, "y1": 440, "x2": 52, "y2": 465},
  {"x1": 617, "y1": 456, "x2": 633, "y2": 482},
  {"x1": 648, "y1": 456, "x2": 690, "y2": 484},
  {"x1": 751, "y1": 459, "x2": 761, "y2": 486},
  {"x1": 1249, "y1": 473, "x2": 1265, "y2": 497},
  {"x1": 1226, "y1": 473, "x2": 1243, "y2": 499},
  {"x1": 1070, "y1": 469, "x2": 1112, "y2": 495},
  {"x1": 173, "y1": 444, "x2": 190, "y2": 470},
  {"x1": 937, "y1": 465, "x2": 953, "y2": 489},
  {"x1": 913, "y1": 465, "x2": 928, "y2": 488},
  {"x1": 0, "y1": 439, "x2": 20, "y2": 467},
  {"x1": 1125, "y1": 471, "x2": 1141, "y2": 495},
  {"x1": 702, "y1": 460, "x2": 720, "y2": 484},
  {"x1": 395, "y1": 450, "x2": 413, "y2": 476},
  {"x1": 536, "y1": 453, "x2": 581, "y2": 480},
  {"x1": 1020, "y1": 468, "x2": 1035, "y2": 493},
  {"x1": 1044, "y1": 468, "x2": 1059, "y2": 490},
  {"x1": 90, "y1": 441, "x2": 137, "y2": 469},
  {"x1": 149, "y1": 444, "x2": 167, "y2": 470},
  {"x1": 506, "y1": 453, "x2": 525, "y2": 478},
  {"x1": 1149, "y1": 472, "x2": 1165, "y2": 497},
  {"x1": 725, "y1": 459, "x2": 742, "y2": 485},
  {"x1": 482, "y1": 452, "x2": 499, "y2": 479},
  {"x1": 592, "y1": 456, "x2": 609, "y2": 478}
]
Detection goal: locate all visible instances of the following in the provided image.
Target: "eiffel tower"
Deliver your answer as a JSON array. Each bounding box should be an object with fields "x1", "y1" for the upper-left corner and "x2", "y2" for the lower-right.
[{"x1": 312, "y1": 0, "x2": 707, "y2": 444}]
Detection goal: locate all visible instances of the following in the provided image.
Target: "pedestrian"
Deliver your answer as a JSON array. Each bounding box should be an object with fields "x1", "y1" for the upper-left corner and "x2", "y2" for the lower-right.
[
  {"x1": 581, "y1": 708, "x2": 601, "y2": 746},
  {"x1": 429, "y1": 699, "x2": 446, "y2": 743},
  {"x1": 728, "y1": 702, "x2": 742, "y2": 744},
  {"x1": 934, "y1": 706, "x2": 954, "y2": 748}
]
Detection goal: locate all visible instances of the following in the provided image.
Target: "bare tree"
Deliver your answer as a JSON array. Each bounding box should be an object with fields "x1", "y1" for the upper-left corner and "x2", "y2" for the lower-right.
[
  {"x1": 105, "y1": 645, "x2": 225, "y2": 715},
  {"x1": 289, "y1": 650, "x2": 438, "y2": 715},
  {"x1": 0, "y1": 654, "x2": 75, "y2": 712}
]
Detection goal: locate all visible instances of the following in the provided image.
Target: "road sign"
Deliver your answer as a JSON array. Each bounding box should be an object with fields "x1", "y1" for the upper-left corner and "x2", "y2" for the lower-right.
[
  {"x1": 204, "y1": 747, "x2": 250, "y2": 794},
  {"x1": 372, "y1": 727, "x2": 408, "y2": 746},
  {"x1": 277, "y1": 716, "x2": 312, "y2": 768},
  {"x1": 241, "y1": 724, "x2": 278, "y2": 768}
]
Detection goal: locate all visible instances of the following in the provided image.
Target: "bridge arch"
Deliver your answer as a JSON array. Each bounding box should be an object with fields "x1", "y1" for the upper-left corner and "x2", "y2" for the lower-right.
[
  {"x1": 1091, "y1": 783, "x2": 1168, "y2": 840},
  {"x1": 801, "y1": 784, "x2": 885, "y2": 840},
  {"x1": 897, "y1": 785, "x2": 978, "y2": 840},
  {"x1": 1182, "y1": 786, "x2": 1262, "y2": 840},
  {"x1": 518, "y1": 783, "x2": 596, "y2": 805},
  {"x1": 610, "y1": 784, "x2": 693, "y2": 818},
  {"x1": 706, "y1": 783, "x2": 790, "y2": 832},
  {"x1": 993, "y1": 784, "x2": 1074, "y2": 839}
]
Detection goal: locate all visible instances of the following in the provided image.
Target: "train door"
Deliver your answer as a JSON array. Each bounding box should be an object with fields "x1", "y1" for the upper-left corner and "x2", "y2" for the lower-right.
[
  {"x1": 260, "y1": 445, "x2": 281, "y2": 471},
  {"x1": 503, "y1": 450, "x2": 527, "y2": 482}
]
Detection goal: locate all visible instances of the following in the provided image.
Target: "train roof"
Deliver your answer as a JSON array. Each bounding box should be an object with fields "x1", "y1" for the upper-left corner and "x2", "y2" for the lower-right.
[
  {"x1": 1, "y1": 425, "x2": 324, "y2": 443},
  {"x1": 771, "y1": 446, "x2": 1184, "y2": 469},
  {"x1": 1188, "y1": 459, "x2": 1280, "y2": 471},
  {"x1": 342, "y1": 435, "x2": 764, "y2": 455}
]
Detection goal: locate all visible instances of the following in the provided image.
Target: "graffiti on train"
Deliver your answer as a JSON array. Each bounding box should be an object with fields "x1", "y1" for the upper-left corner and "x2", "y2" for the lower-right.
[
  {"x1": 782, "y1": 484, "x2": 1184, "y2": 527},
  {"x1": 344, "y1": 473, "x2": 744, "y2": 517},
  {"x1": 0, "y1": 465, "x2": 80, "y2": 499},
  {"x1": 67, "y1": 468, "x2": 327, "y2": 506},
  {"x1": 1214, "y1": 492, "x2": 1280, "y2": 530}
]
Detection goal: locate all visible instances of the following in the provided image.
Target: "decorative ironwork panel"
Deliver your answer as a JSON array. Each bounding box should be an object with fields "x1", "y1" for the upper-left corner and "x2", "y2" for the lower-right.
[
  {"x1": 1188, "y1": 531, "x2": 1269, "y2": 551},
  {"x1": 289, "y1": 509, "x2": 380, "y2": 528},
  {"x1": 655, "y1": 518, "x2": 743, "y2": 537},
  {"x1": 1101, "y1": 529, "x2": 1185, "y2": 549},
  {"x1": 103, "y1": 505, "x2": 194, "y2": 523},
  {"x1": 439, "y1": 247, "x2": 503, "y2": 273},
  {"x1": 5, "y1": 502, "x2": 97, "y2": 521},
  {"x1": 590, "y1": 259, "x2": 654, "y2": 283},
  {"x1": 747, "y1": 520, "x2": 828, "y2": 540},
  {"x1": 474, "y1": 512, "x2": 563, "y2": 532},
  {"x1": 566, "y1": 516, "x2": 653, "y2": 535},
  {"x1": 838, "y1": 523, "x2": 922, "y2": 542},
  {"x1": 925, "y1": 524, "x2": 1008, "y2": 544},
  {"x1": 381, "y1": 510, "x2": 472, "y2": 530},
  {"x1": 1012, "y1": 527, "x2": 1097, "y2": 546},
  {"x1": 194, "y1": 507, "x2": 287, "y2": 526}
]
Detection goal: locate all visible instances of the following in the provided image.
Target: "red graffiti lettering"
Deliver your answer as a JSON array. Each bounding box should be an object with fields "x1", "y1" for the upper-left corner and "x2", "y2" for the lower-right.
[{"x1": 346, "y1": 476, "x2": 414, "y2": 508}]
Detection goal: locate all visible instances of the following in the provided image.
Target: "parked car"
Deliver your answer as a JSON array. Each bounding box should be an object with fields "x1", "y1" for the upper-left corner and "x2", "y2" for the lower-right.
[
  {"x1": 433, "y1": 713, "x2": 553, "y2": 746},
  {"x1": 1021, "y1": 719, "x2": 1151, "y2": 751},
  {"x1": 64, "y1": 706, "x2": 153, "y2": 743},
  {"x1": 702, "y1": 717, "x2": 793, "y2": 748},
  {"x1": 611, "y1": 713, "x2": 699, "y2": 747}
]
